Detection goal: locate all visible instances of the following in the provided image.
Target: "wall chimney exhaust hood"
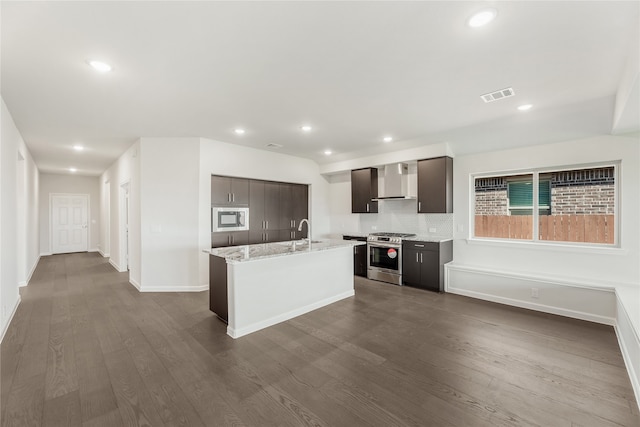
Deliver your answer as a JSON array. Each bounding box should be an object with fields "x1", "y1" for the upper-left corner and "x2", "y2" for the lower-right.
[{"x1": 373, "y1": 163, "x2": 415, "y2": 200}]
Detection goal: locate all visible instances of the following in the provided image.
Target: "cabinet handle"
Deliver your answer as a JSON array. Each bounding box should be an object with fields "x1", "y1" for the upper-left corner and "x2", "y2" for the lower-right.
[
  {"x1": 418, "y1": 201, "x2": 421, "y2": 211},
  {"x1": 420, "y1": 253, "x2": 423, "y2": 263},
  {"x1": 228, "y1": 193, "x2": 231, "y2": 203},
  {"x1": 366, "y1": 203, "x2": 369, "y2": 212},
  {"x1": 266, "y1": 221, "x2": 269, "y2": 229},
  {"x1": 262, "y1": 220, "x2": 265, "y2": 229},
  {"x1": 232, "y1": 193, "x2": 235, "y2": 202},
  {"x1": 416, "y1": 253, "x2": 419, "y2": 263},
  {"x1": 415, "y1": 244, "x2": 425, "y2": 247},
  {"x1": 228, "y1": 235, "x2": 231, "y2": 245}
]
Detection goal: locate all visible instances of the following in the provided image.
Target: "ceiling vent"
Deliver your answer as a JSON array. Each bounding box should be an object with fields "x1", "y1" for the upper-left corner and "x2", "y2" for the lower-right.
[
  {"x1": 266, "y1": 143, "x2": 283, "y2": 148},
  {"x1": 480, "y1": 87, "x2": 515, "y2": 103}
]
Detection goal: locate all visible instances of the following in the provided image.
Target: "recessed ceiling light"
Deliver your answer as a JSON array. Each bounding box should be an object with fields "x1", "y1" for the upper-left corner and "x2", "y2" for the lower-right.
[
  {"x1": 72, "y1": 145, "x2": 84, "y2": 151},
  {"x1": 301, "y1": 125, "x2": 312, "y2": 132},
  {"x1": 234, "y1": 128, "x2": 246, "y2": 135},
  {"x1": 87, "y1": 60, "x2": 112, "y2": 73},
  {"x1": 383, "y1": 136, "x2": 393, "y2": 143},
  {"x1": 467, "y1": 8, "x2": 497, "y2": 28},
  {"x1": 517, "y1": 104, "x2": 533, "y2": 111},
  {"x1": 324, "y1": 150, "x2": 332, "y2": 156},
  {"x1": 69, "y1": 167, "x2": 77, "y2": 173}
]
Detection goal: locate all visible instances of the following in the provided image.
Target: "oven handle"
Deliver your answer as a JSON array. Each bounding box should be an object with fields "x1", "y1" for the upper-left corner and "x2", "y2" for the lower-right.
[{"x1": 367, "y1": 242, "x2": 402, "y2": 249}]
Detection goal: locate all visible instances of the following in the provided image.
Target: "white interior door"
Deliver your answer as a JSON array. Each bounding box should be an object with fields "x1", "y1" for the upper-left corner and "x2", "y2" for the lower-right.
[{"x1": 51, "y1": 194, "x2": 89, "y2": 254}]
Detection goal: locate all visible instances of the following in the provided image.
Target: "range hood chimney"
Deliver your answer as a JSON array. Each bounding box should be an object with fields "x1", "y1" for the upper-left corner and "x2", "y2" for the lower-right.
[{"x1": 373, "y1": 163, "x2": 415, "y2": 200}]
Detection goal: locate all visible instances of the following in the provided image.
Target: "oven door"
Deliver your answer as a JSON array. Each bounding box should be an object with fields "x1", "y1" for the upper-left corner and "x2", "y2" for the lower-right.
[{"x1": 368, "y1": 242, "x2": 401, "y2": 274}]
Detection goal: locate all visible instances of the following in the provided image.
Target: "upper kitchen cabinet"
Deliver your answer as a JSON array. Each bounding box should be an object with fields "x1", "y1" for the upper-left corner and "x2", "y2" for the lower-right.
[
  {"x1": 351, "y1": 168, "x2": 378, "y2": 213},
  {"x1": 277, "y1": 183, "x2": 309, "y2": 239},
  {"x1": 211, "y1": 175, "x2": 250, "y2": 206},
  {"x1": 417, "y1": 156, "x2": 453, "y2": 213},
  {"x1": 248, "y1": 180, "x2": 281, "y2": 244}
]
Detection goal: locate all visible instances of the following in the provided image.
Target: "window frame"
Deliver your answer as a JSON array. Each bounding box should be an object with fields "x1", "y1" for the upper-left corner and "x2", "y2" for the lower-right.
[{"x1": 471, "y1": 161, "x2": 620, "y2": 248}]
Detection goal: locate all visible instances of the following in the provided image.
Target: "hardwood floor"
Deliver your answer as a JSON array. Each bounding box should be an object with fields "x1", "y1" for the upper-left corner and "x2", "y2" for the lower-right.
[{"x1": 2, "y1": 252, "x2": 638, "y2": 426}]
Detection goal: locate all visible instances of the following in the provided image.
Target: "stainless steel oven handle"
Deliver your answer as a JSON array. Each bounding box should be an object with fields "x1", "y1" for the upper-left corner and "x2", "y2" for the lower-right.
[{"x1": 367, "y1": 242, "x2": 401, "y2": 249}]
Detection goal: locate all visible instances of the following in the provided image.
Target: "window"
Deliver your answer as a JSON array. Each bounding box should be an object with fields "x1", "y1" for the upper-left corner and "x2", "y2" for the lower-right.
[{"x1": 474, "y1": 165, "x2": 616, "y2": 245}]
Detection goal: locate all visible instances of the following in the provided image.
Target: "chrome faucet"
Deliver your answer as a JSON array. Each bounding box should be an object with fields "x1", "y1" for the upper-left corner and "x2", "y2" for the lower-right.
[{"x1": 298, "y1": 218, "x2": 310, "y2": 242}]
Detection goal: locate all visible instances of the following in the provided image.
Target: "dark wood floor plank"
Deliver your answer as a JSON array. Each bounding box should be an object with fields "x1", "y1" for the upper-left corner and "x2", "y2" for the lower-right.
[
  {"x1": 2, "y1": 252, "x2": 638, "y2": 427},
  {"x1": 43, "y1": 390, "x2": 82, "y2": 427}
]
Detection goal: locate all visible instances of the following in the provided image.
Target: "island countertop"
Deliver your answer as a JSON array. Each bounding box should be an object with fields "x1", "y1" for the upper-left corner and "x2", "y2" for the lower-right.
[{"x1": 204, "y1": 239, "x2": 365, "y2": 264}]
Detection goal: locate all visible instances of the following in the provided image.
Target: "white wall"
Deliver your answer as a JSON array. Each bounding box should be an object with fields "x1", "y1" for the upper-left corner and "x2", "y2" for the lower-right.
[
  {"x1": 450, "y1": 135, "x2": 639, "y2": 292},
  {"x1": 139, "y1": 137, "x2": 201, "y2": 290},
  {"x1": 39, "y1": 173, "x2": 100, "y2": 254},
  {"x1": 1, "y1": 98, "x2": 39, "y2": 341},
  {"x1": 99, "y1": 141, "x2": 140, "y2": 287}
]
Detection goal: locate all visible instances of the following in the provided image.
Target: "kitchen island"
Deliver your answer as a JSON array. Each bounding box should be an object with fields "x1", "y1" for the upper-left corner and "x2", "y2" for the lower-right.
[{"x1": 206, "y1": 239, "x2": 364, "y2": 338}]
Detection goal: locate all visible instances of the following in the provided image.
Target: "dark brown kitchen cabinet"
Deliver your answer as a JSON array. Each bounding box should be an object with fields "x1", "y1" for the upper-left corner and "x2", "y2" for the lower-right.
[
  {"x1": 211, "y1": 231, "x2": 248, "y2": 248},
  {"x1": 343, "y1": 235, "x2": 367, "y2": 277},
  {"x1": 278, "y1": 183, "x2": 309, "y2": 238},
  {"x1": 249, "y1": 180, "x2": 283, "y2": 244},
  {"x1": 209, "y1": 255, "x2": 228, "y2": 322},
  {"x1": 211, "y1": 175, "x2": 249, "y2": 206},
  {"x1": 417, "y1": 156, "x2": 453, "y2": 213},
  {"x1": 402, "y1": 240, "x2": 453, "y2": 292},
  {"x1": 351, "y1": 168, "x2": 378, "y2": 213}
]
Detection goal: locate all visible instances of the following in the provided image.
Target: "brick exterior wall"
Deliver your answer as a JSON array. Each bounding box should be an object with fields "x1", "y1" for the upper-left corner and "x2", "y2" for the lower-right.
[
  {"x1": 474, "y1": 177, "x2": 508, "y2": 215},
  {"x1": 475, "y1": 167, "x2": 614, "y2": 215},
  {"x1": 550, "y1": 167, "x2": 615, "y2": 215}
]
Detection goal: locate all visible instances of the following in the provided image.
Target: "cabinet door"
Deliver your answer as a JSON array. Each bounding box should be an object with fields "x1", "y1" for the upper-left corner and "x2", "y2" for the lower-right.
[
  {"x1": 419, "y1": 250, "x2": 441, "y2": 292},
  {"x1": 249, "y1": 180, "x2": 265, "y2": 232},
  {"x1": 230, "y1": 178, "x2": 249, "y2": 206},
  {"x1": 417, "y1": 157, "x2": 453, "y2": 213},
  {"x1": 249, "y1": 230, "x2": 266, "y2": 244},
  {"x1": 263, "y1": 182, "x2": 280, "y2": 232},
  {"x1": 211, "y1": 176, "x2": 232, "y2": 206},
  {"x1": 402, "y1": 247, "x2": 421, "y2": 286},
  {"x1": 211, "y1": 232, "x2": 231, "y2": 248},
  {"x1": 229, "y1": 231, "x2": 248, "y2": 246},
  {"x1": 351, "y1": 168, "x2": 378, "y2": 213},
  {"x1": 354, "y1": 244, "x2": 367, "y2": 277},
  {"x1": 279, "y1": 184, "x2": 293, "y2": 230},
  {"x1": 209, "y1": 255, "x2": 228, "y2": 322},
  {"x1": 292, "y1": 184, "x2": 309, "y2": 233}
]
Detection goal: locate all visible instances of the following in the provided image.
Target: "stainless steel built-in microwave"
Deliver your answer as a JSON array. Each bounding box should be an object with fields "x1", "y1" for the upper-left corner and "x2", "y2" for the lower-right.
[{"x1": 212, "y1": 207, "x2": 249, "y2": 232}]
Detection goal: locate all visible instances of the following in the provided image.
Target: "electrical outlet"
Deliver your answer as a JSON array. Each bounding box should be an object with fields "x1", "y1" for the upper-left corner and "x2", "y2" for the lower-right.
[
  {"x1": 429, "y1": 227, "x2": 437, "y2": 233},
  {"x1": 371, "y1": 225, "x2": 377, "y2": 230},
  {"x1": 531, "y1": 288, "x2": 539, "y2": 298}
]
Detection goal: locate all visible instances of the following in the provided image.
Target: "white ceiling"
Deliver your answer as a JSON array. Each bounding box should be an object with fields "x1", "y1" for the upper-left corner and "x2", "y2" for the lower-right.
[{"x1": 2, "y1": 1, "x2": 638, "y2": 176}]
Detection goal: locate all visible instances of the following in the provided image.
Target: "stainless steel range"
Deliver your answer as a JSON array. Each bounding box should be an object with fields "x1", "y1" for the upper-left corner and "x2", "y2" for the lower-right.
[{"x1": 367, "y1": 232, "x2": 416, "y2": 285}]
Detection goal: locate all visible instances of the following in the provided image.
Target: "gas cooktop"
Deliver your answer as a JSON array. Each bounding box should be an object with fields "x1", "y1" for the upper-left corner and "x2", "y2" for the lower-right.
[
  {"x1": 369, "y1": 232, "x2": 416, "y2": 238},
  {"x1": 367, "y1": 232, "x2": 416, "y2": 244}
]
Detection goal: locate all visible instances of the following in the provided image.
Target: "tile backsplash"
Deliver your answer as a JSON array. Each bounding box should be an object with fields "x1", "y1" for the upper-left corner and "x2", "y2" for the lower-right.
[{"x1": 333, "y1": 199, "x2": 453, "y2": 239}]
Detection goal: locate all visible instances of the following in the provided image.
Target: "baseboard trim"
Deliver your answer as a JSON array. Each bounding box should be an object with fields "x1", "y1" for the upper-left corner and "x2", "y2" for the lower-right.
[
  {"x1": 227, "y1": 290, "x2": 355, "y2": 339},
  {"x1": 40, "y1": 252, "x2": 52, "y2": 257},
  {"x1": 129, "y1": 277, "x2": 141, "y2": 291},
  {"x1": 88, "y1": 248, "x2": 99, "y2": 253},
  {"x1": 137, "y1": 284, "x2": 209, "y2": 292},
  {"x1": 447, "y1": 286, "x2": 616, "y2": 326},
  {"x1": 0, "y1": 295, "x2": 21, "y2": 344},
  {"x1": 108, "y1": 259, "x2": 126, "y2": 272},
  {"x1": 614, "y1": 293, "x2": 640, "y2": 409},
  {"x1": 98, "y1": 249, "x2": 110, "y2": 258}
]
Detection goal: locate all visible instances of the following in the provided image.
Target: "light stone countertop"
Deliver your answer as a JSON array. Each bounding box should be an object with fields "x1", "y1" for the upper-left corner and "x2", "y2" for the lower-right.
[
  {"x1": 405, "y1": 235, "x2": 453, "y2": 243},
  {"x1": 205, "y1": 239, "x2": 365, "y2": 264}
]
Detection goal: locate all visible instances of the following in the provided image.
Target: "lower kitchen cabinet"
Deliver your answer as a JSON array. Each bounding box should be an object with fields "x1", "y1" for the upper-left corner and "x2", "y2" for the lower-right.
[
  {"x1": 209, "y1": 255, "x2": 228, "y2": 322},
  {"x1": 211, "y1": 231, "x2": 249, "y2": 248},
  {"x1": 402, "y1": 240, "x2": 452, "y2": 292},
  {"x1": 343, "y1": 235, "x2": 367, "y2": 277}
]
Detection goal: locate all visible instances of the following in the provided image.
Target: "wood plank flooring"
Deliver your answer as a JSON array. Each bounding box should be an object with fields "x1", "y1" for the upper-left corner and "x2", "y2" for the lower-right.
[{"x1": 1, "y1": 252, "x2": 638, "y2": 426}]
